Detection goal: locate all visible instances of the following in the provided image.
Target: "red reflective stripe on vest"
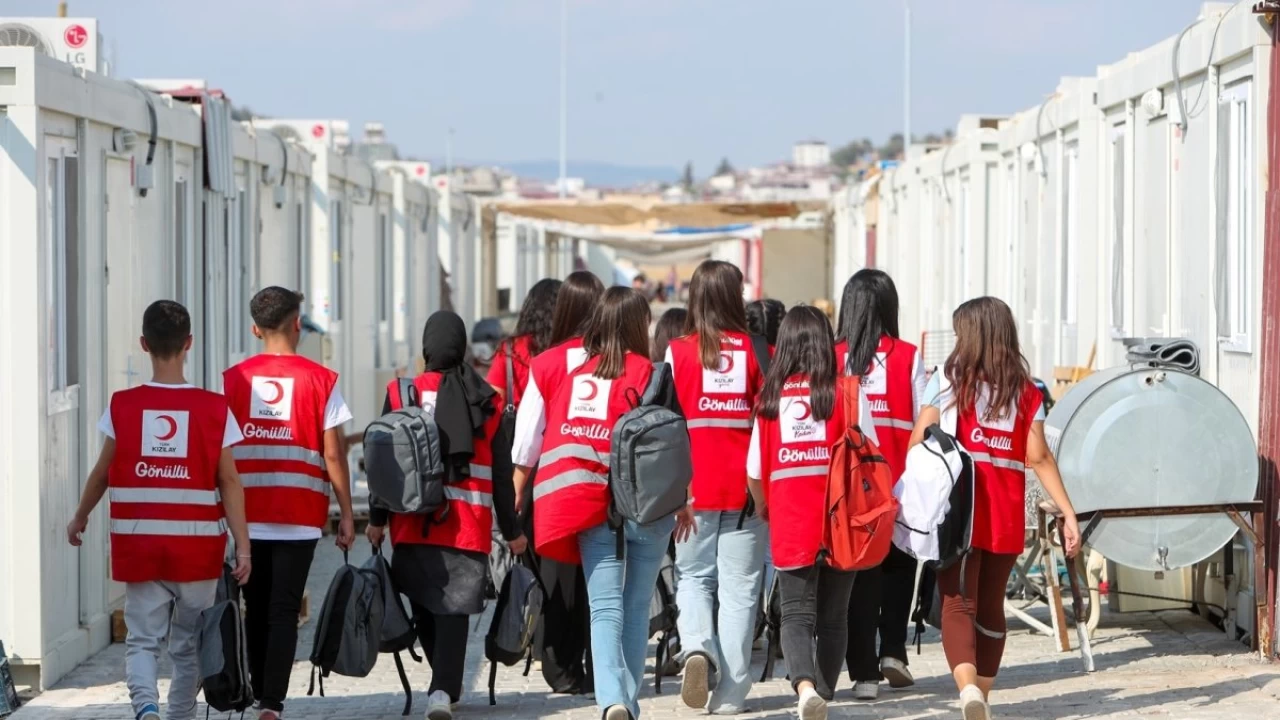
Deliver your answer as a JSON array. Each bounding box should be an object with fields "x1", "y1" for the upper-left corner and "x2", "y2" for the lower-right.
[
  {"x1": 835, "y1": 336, "x2": 916, "y2": 480},
  {"x1": 758, "y1": 376, "x2": 847, "y2": 570},
  {"x1": 223, "y1": 355, "x2": 337, "y2": 529},
  {"x1": 956, "y1": 380, "x2": 1042, "y2": 555},
  {"x1": 533, "y1": 352, "x2": 651, "y2": 565},
  {"x1": 669, "y1": 332, "x2": 762, "y2": 512},
  {"x1": 386, "y1": 372, "x2": 502, "y2": 553},
  {"x1": 107, "y1": 386, "x2": 227, "y2": 583}
]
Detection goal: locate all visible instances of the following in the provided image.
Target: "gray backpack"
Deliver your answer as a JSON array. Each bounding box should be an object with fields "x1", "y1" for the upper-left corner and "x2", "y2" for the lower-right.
[
  {"x1": 363, "y1": 548, "x2": 421, "y2": 716},
  {"x1": 308, "y1": 552, "x2": 383, "y2": 699},
  {"x1": 364, "y1": 379, "x2": 447, "y2": 515},
  {"x1": 607, "y1": 362, "x2": 693, "y2": 558},
  {"x1": 484, "y1": 559, "x2": 545, "y2": 705},
  {"x1": 197, "y1": 564, "x2": 253, "y2": 713}
]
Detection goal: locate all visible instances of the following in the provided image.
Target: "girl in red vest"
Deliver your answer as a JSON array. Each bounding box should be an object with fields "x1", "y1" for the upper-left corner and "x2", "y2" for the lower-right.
[
  {"x1": 514, "y1": 287, "x2": 694, "y2": 720},
  {"x1": 835, "y1": 269, "x2": 926, "y2": 700},
  {"x1": 651, "y1": 307, "x2": 688, "y2": 363},
  {"x1": 514, "y1": 270, "x2": 605, "y2": 696},
  {"x1": 746, "y1": 298, "x2": 786, "y2": 349},
  {"x1": 366, "y1": 311, "x2": 522, "y2": 720},
  {"x1": 665, "y1": 260, "x2": 766, "y2": 714},
  {"x1": 487, "y1": 277, "x2": 562, "y2": 407},
  {"x1": 910, "y1": 297, "x2": 1080, "y2": 720},
  {"x1": 746, "y1": 306, "x2": 876, "y2": 720}
]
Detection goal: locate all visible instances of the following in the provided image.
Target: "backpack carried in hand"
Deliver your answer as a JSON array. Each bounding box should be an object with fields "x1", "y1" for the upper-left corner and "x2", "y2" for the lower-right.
[
  {"x1": 649, "y1": 550, "x2": 679, "y2": 693},
  {"x1": 308, "y1": 552, "x2": 383, "y2": 699},
  {"x1": 197, "y1": 563, "x2": 254, "y2": 713},
  {"x1": 607, "y1": 362, "x2": 693, "y2": 558},
  {"x1": 363, "y1": 547, "x2": 422, "y2": 716},
  {"x1": 758, "y1": 572, "x2": 785, "y2": 681},
  {"x1": 364, "y1": 379, "x2": 447, "y2": 515},
  {"x1": 821, "y1": 377, "x2": 900, "y2": 572},
  {"x1": 484, "y1": 557, "x2": 545, "y2": 705}
]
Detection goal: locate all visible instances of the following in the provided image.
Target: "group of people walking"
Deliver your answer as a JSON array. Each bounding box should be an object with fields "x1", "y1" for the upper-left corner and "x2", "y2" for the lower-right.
[{"x1": 67, "y1": 258, "x2": 1080, "y2": 720}]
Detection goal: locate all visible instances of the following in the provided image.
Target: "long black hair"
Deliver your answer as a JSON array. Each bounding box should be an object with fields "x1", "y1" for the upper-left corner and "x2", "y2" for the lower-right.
[
  {"x1": 511, "y1": 278, "x2": 562, "y2": 356},
  {"x1": 550, "y1": 271, "x2": 605, "y2": 346},
  {"x1": 651, "y1": 307, "x2": 687, "y2": 362},
  {"x1": 836, "y1": 269, "x2": 900, "y2": 376},
  {"x1": 755, "y1": 306, "x2": 837, "y2": 422},
  {"x1": 746, "y1": 299, "x2": 786, "y2": 346}
]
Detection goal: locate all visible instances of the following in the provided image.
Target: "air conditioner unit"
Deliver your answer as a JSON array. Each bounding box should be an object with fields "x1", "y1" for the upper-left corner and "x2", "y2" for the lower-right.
[
  {"x1": 250, "y1": 119, "x2": 351, "y2": 151},
  {"x1": 0, "y1": 18, "x2": 106, "y2": 75},
  {"x1": 380, "y1": 161, "x2": 433, "y2": 184}
]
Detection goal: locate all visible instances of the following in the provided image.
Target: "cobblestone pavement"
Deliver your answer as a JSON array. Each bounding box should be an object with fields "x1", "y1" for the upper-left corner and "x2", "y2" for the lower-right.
[{"x1": 12, "y1": 540, "x2": 1280, "y2": 719}]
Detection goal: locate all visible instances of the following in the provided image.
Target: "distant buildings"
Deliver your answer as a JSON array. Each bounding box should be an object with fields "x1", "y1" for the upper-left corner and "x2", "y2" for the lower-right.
[{"x1": 792, "y1": 140, "x2": 831, "y2": 169}]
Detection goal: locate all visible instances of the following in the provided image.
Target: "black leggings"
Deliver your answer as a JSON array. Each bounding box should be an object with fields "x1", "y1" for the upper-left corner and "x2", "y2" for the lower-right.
[
  {"x1": 777, "y1": 564, "x2": 856, "y2": 701},
  {"x1": 846, "y1": 544, "x2": 919, "y2": 681},
  {"x1": 537, "y1": 560, "x2": 594, "y2": 694},
  {"x1": 244, "y1": 539, "x2": 318, "y2": 713},
  {"x1": 410, "y1": 602, "x2": 471, "y2": 702}
]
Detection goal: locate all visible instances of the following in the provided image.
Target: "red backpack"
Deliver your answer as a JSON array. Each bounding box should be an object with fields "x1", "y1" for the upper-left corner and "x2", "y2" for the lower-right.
[{"x1": 822, "y1": 377, "x2": 900, "y2": 571}]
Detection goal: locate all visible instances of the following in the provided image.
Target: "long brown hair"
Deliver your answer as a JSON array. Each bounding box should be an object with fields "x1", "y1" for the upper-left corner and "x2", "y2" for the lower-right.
[
  {"x1": 583, "y1": 287, "x2": 651, "y2": 379},
  {"x1": 944, "y1": 297, "x2": 1031, "y2": 422},
  {"x1": 685, "y1": 260, "x2": 748, "y2": 369},
  {"x1": 755, "y1": 306, "x2": 837, "y2": 422},
  {"x1": 549, "y1": 271, "x2": 605, "y2": 346}
]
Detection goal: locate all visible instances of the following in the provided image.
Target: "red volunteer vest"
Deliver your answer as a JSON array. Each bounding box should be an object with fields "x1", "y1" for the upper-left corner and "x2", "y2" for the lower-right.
[
  {"x1": 955, "y1": 380, "x2": 1042, "y2": 555},
  {"x1": 222, "y1": 354, "x2": 338, "y2": 529},
  {"x1": 486, "y1": 334, "x2": 535, "y2": 408},
  {"x1": 757, "y1": 376, "x2": 849, "y2": 570},
  {"x1": 108, "y1": 386, "x2": 228, "y2": 583},
  {"x1": 835, "y1": 336, "x2": 917, "y2": 480},
  {"x1": 669, "y1": 331, "x2": 763, "y2": 512},
  {"x1": 528, "y1": 337, "x2": 588, "y2": 401},
  {"x1": 533, "y1": 352, "x2": 653, "y2": 565}
]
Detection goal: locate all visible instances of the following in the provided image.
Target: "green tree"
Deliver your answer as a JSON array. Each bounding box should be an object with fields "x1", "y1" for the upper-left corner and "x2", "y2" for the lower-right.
[
  {"x1": 681, "y1": 162, "x2": 695, "y2": 191},
  {"x1": 715, "y1": 157, "x2": 734, "y2": 176}
]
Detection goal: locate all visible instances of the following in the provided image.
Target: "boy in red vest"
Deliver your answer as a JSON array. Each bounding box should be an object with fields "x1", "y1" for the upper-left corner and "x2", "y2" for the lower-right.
[
  {"x1": 222, "y1": 287, "x2": 355, "y2": 720},
  {"x1": 66, "y1": 300, "x2": 252, "y2": 720}
]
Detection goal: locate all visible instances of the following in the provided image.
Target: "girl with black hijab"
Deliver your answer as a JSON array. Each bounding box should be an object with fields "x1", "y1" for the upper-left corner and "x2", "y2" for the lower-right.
[{"x1": 367, "y1": 311, "x2": 522, "y2": 720}]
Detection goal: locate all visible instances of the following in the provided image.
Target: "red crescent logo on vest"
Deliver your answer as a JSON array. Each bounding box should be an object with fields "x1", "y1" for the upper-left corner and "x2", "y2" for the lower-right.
[
  {"x1": 790, "y1": 399, "x2": 812, "y2": 421},
  {"x1": 718, "y1": 352, "x2": 735, "y2": 374},
  {"x1": 262, "y1": 380, "x2": 285, "y2": 405},
  {"x1": 577, "y1": 379, "x2": 600, "y2": 401},
  {"x1": 155, "y1": 415, "x2": 179, "y2": 441}
]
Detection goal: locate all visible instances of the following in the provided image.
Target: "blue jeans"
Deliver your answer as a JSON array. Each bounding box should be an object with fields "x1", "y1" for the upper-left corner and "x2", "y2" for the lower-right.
[
  {"x1": 580, "y1": 517, "x2": 676, "y2": 719},
  {"x1": 674, "y1": 510, "x2": 767, "y2": 712}
]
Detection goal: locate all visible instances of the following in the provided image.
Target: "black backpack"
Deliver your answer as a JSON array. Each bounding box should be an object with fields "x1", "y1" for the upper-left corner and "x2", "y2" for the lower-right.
[
  {"x1": 197, "y1": 564, "x2": 254, "y2": 713},
  {"x1": 649, "y1": 550, "x2": 679, "y2": 693},
  {"x1": 484, "y1": 556, "x2": 546, "y2": 705},
  {"x1": 758, "y1": 572, "x2": 785, "y2": 681},
  {"x1": 362, "y1": 548, "x2": 422, "y2": 716},
  {"x1": 308, "y1": 552, "x2": 383, "y2": 699}
]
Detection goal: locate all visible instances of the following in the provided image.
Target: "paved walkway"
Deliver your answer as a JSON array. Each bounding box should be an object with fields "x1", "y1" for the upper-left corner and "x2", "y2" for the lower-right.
[{"x1": 12, "y1": 540, "x2": 1280, "y2": 719}]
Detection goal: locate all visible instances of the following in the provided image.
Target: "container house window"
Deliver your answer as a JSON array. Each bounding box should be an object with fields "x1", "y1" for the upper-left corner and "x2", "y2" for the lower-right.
[
  {"x1": 47, "y1": 153, "x2": 80, "y2": 391},
  {"x1": 957, "y1": 176, "x2": 971, "y2": 303},
  {"x1": 1109, "y1": 125, "x2": 1126, "y2": 335},
  {"x1": 1217, "y1": 80, "x2": 1252, "y2": 352},
  {"x1": 330, "y1": 200, "x2": 343, "y2": 321},
  {"x1": 175, "y1": 179, "x2": 188, "y2": 306},
  {"x1": 229, "y1": 190, "x2": 247, "y2": 355}
]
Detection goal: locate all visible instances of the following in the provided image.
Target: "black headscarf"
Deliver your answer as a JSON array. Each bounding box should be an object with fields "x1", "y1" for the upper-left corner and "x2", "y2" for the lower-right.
[{"x1": 422, "y1": 311, "x2": 497, "y2": 478}]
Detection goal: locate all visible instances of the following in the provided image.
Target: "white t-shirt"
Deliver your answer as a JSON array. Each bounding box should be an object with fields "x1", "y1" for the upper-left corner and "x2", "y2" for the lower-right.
[
  {"x1": 98, "y1": 382, "x2": 244, "y2": 447},
  {"x1": 250, "y1": 386, "x2": 353, "y2": 542},
  {"x1": 746, "y1": 391, "x2": 878, "y2": 480}
]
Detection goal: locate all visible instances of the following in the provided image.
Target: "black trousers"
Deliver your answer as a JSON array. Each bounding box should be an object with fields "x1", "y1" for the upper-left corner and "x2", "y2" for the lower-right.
[
  {"x1": 536, "y1": 561, "x2": 593, "y2": 694},
  {"x1": 410, "y1": 602, "x2": 470, "y2": 702},
  {"x1": 244, "y1": 538, "x2": 318, "y2": 713},
  {"x1": 846, "y1": 544, "x2": 919, "y2": 682},
  {"x1": 777, "y1": 564, "x2": 856, "y2": 701}
]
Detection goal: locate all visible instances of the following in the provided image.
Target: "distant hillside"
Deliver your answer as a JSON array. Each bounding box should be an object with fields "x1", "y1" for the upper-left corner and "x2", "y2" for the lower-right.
[{"x1": 497, "y1": 160, "x2": 681, "y2": 188}]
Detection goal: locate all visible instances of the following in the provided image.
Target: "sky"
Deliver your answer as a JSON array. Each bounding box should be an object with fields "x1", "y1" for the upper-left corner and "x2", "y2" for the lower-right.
[{"x1": 9, "y1": 0, "x2": 1216, "y2": 174}]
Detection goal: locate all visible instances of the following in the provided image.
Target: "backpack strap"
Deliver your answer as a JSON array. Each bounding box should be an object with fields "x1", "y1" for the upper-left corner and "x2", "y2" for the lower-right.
[
  {"x1": 924, "y1": 424, "x2": 959, "y2": 455},
  {"x1": 489, "y1": 660, "x2": 499, "y2": 706},
  {"x1": 639, "y1": 362, "x2": 670, "y2": 407},
  {"x1": 393, "y1": 652, "x2": 412, "y2": 716},
  {"x1": 504, "y1": 344, "x2": 517, "y2": 412},
  {"x1": 654, "y1": 629, "x2": 668, "y2": 693},
  {"x1": 840, "y1": 376, "x2": 861, "y2": 431},
  {"x1": 750, "y1": 334, "x2": 771, "y2": 377},
  {"x1": 389, "y1": 377, "x2": 419, "y2": 411}
]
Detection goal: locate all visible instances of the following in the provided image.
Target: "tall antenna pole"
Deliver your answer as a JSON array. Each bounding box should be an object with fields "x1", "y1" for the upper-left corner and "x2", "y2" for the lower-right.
[
  {"x1": 903, "y1": 0, "x2": 911, "y2": 160},
  {"x1": 559, "y1": 0, "x2": 568, "y2": 199},
  {"x1": 58, "y1": 2, "x2": 68, "y2": 18}
]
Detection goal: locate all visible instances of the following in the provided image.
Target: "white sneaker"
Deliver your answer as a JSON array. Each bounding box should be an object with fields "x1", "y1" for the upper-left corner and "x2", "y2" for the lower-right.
[
  {"x1": 959, "y1": 685, "x2": 991, "y2": 720},
  {"x1": 426, "y1": 690, "x2": 453, "y2": 720},
  {"x1": 853, "y1": 681, "x2": 879, "y2": 701},
  {"x1": 797, "y1": 687, "x2": 827, "y2": 720},
  {"x1": 681, "y1": 653, "x2": 710, "y2": 709},
  {"x1": 604, "y1": 705, "x2": 631, "y2": 720},
  {"x1": 880, "y1": 657, "x2": 915, "y2": 688}
]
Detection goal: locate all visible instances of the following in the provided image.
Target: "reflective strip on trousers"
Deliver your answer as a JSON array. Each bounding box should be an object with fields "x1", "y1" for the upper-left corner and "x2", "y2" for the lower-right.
[
  {"x1": 109, "y1": 487, "x2": 220, "y2": 506},
  {"x1": 445, "y1": 486, "x2": 494, "y2": 508},
  {"x1": 111, "y1": 519, "x2": 227, "y2": 536},
  {"x1": 539, "y1": 443, "x2": 609, "y2": 468},
  {"x1": 532, "y1": 468, "x2": 607, "y2": 501},
  {"x1": 770, "y1": 465, "x2": 829, "y2": 481},
  {"x1": 872, "y1": 417, "x2": 915, "y2": 431},
  {"x1": 686, "y1": 418, "x2": 752, "y2": 430},
  {"x1": 968, "y1": 451, "x2": 1025, "y2": 472},
  {"x1": 240, "y1": 472, "x2": 331, "y2": 495},
  {"x1": 232, "y1": 444, "x2": 325, "y2": 469},
  {"x1": 468, "y1": 463, "x2": 493, "y2": 480}
]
